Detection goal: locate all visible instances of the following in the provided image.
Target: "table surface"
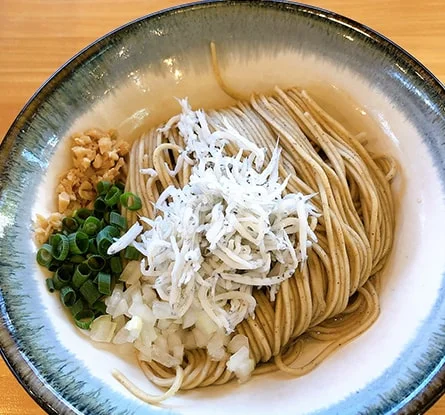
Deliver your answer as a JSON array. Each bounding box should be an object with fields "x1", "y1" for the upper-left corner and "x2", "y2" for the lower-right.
[{"x1": 1, "y1": 0, "x2": 445, "y2": 414}]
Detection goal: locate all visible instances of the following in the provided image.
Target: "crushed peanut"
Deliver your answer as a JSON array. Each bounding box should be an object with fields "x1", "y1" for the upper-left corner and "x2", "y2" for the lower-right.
[
  {"x1": 34, "y1": 213, "x2": 64, "y2": 245},
  {"x1": 34, "y1": 128, "x2": 129, "y2": 244},
  {"x1": 57, "y1": 128, "x2": 129, "y2": 215}
]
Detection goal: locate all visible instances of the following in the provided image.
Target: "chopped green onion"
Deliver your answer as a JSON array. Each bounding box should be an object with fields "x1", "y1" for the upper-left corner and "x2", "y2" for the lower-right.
[
  {"x1": 62, "y1": 217, "x2": 79, "y2": 233},
  {"x1": 97, "y1": 181, "x2": 112, "y2": 195},
  {"x1": 124, "y1": 246, "x2": 141, "y2": 260},
  {"x1": 93, "y1": 210, "x2": 104, "y2": 220},
  {"x1": 51, "y1": 233, "x2": 69, "y2": 261},
  {"x1": 96, "y1": 226, "x2": 120, "y2": 256},
  {"x1": 70, "y1": 298, "x2": 85, "y2": 317},
  {"x1": 104, "y1": 186, "x2": 122, "y2": 207},
  {"x1": 110, "y1": 212, "x2": 127, "y2": 230},
  {"x1": 68, "y1": 231, "x2": 89, "y2": 254},
  {"x1": 47, "y1": 261, "x2": 62, "y2": 272},
  {"x1": 110, "y1": 256, "x2": 123, "y2": 274},
  {"x1": 92, "y1": 300, "x2": 107, "y2": 316},
  {"x1": 120, "y1": 192, "x2": 142, "y2": 211},
  {"x1": 60, "y1": 286, "x2": 76, "y2": 307},
  {"x1": 103, "y1": 211, "x2": 111, "y2": 224},
  {"x1": 82, "y1": 216, "x2": 102, "y2": 236},
  {"x1": 97, "y1": 272, "x2": 112, "y2": 295},
  {"x1": 115, "y1": 182, "x2": 125, "y2": 192},
  {"x1": 87, "y1": 255, "x2": 106, "y2": 271},
  {"x1": 79, "y1": 280, "x2": 101, "y2": 305},
  {"x1": 73, "y1": 208, "x2": 92, "y2": 224},
  {"x1": 36, "y1": 244, "x2": 53, "y2": 267},
  {"x1": 97, "y1": 236, "x2": 113, "y2": 257},
  {"x1": 88, "y1": 238, "x2": 98, "y2": 254},
  {"x1": 72, "y1": 263, "x2": 91, "y2": 289},
  {"x1": 74, "y1": 310, "x2": 95, "y2": 329},
  {"x1": 94, "y1": 197, "x2": 107, "y2": 213},
  {"x1": 46, "y1": 278, "x2": 55, "y2": 293},
  {"x1": 53, "y1": 265, "x2": 73, "y2": 289},
  {"x1": 70, "y1": 254, "x2": 85, "y2": 264},
  {"x1": 102, "y1": 225, "x2": 120, "y2": 238}
]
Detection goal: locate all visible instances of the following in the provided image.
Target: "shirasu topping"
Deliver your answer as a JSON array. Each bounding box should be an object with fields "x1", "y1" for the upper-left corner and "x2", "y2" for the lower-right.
[{"x1": 106, "y1": 100, "x2": 318, "y2": 378}]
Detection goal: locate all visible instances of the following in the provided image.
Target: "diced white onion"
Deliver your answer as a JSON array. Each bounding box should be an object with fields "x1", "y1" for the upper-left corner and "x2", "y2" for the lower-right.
[
  {"x1": 90, "y1": 315, "x2": 117, "y2": 343},
  {"x1": 228, "y1": 334, "x2": 249, "y2": 354},
  {"x1": 226, "y1": 346, "x2": 255, "y2": 382},
  {"x1": 119, "y1": 260, "x2": 142, "y2": 286}
]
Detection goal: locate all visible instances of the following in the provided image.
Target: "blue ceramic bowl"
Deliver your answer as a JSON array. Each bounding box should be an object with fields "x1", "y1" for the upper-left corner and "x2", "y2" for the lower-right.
[{"x1": 2, "y1": 1, "x2": 445, "y2": 414}]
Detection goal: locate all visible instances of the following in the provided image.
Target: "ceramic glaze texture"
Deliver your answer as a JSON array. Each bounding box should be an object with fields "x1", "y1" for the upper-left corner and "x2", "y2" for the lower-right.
[{"x1": 1, "y1": 2, "x2": 445, "y2": 415}]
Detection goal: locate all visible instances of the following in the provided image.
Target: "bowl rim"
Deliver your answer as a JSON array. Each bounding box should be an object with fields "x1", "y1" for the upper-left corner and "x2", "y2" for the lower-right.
[{"x1": 1, "y1": 1, "x2": 445, "y2": 414}]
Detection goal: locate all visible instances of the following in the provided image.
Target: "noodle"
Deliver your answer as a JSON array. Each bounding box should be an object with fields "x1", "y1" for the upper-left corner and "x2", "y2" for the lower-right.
[{"x1": 121, "y1": 86, "x2": 395, "y2": 394}]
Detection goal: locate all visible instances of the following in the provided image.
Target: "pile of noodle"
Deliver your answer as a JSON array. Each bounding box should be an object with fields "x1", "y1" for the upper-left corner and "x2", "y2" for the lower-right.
[{"x1": 116, "y1": 85, "x2": 395, "y2": 397}]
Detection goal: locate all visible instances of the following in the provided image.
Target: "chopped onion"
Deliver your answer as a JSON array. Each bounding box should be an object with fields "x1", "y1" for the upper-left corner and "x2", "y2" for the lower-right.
[
  {"x1": 228, "y1": 334, "x2": 249, "y2": 354},
  {"x1": 226, "y1": 346, "x2": 255, "y2": 382},
  {"x1": 119, "y1": 260, "x2": 142, "y2": 286},
  {"x1": 183, "y1": 331, "x2": 197, "y2": 349},
  {"x1": 192, "y1": 327, "x2": 211, "y2": 348},
  {"x1": 90, "y1": 315, "x2": 117, "y2": 343},
  {"x1": 109, "y1": 298, "x2": 129, "y2": 319},
  {"x1": 195, "y1": 311, "x2": 218, "y2": 337},
  {"x1": 128, "y1": 301, "x2": 155, "y2": 325},
  {"x1": 113, "y1": 316, "x2": 143, "y2": 344},
  {"x1": 182, "y1": 307, "x2": 198, "y2": 329},
  {"x1": 207, "y1": 330, "x2": 227, "y2": 361}
]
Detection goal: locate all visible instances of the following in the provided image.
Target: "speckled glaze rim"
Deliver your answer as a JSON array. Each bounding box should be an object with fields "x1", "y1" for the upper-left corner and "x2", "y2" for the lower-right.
[{"x1": 1, "y1": 1, "x2": 445, "y2": 414}]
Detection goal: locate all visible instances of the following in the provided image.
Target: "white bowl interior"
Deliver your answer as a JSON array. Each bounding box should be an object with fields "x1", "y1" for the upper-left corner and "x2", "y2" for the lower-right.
[{"x1": 32, "y1": 48, "x2": 445, "y2": 414}]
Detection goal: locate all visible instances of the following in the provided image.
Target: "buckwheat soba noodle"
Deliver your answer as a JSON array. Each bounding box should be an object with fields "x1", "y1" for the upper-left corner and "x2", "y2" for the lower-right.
[
  {"x1": 36, "y1": 46, "x2": 396, "y2": 405},
  {"x1": 111, "y1": 87, "x2": 395, "y2": 402}
]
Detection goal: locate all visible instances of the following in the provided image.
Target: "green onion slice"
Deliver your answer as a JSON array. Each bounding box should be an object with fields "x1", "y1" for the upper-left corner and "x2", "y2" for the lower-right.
[
  {"x1": 96, "y1": 226, "x2": 120, "y2": 256},
  {"x1": 79, "y1": 280, "x2": 101, "y2": 305},
  {"x1": 97, "y1": 237, "x2": 113, "y2": 257},
  {"x1": 120, "y1": 192, "x2": 142, "y2": 211},
  {"x1": 70, "y1": 254, "x2": 85, "y2": 264},
  {"x1": 36, "y1": 244, "x2": 53, "y2": 267},
  {"x1": 88, "y1": 238, "x2": 98, "y2": 254},
  {"x1": 97, "y1": 181, "x2": 112, "y2": 195},
  {"x1": 70, "y1": 298, "x2": 85, "y2": 317},
  {"x1": 62, "y1": 217, "x2": 79, "y2": 233},
  {"x1": 46, "y1": 278, "x2": 55, "y2": 293},
  {"x1": 92, "y1": 300, "x2": 107, "y2": 316},
  {"x1": 60, "y1": 286, "x2": 76, "y2": 307},
  {"x1": 53, "y1": 265, "x2": 73, "y2": 290},
  {"x1": 72, "y1": 262, "x2": 91, "y2": 289},
  {"x1": 68, "y1": 231, "x2": 89, "y2": 254},
  {"x1": 73, "y1": 208, "x2": 92, "y2": 224},
  {"x1": 103, "y1": 211, "x2": 111, "y2": 224},
  {"x1": 74, "y1": 310, "x2": 95, "y2": 329},
  {"x1": 87, "y1": 255, "x2": 106, "y2": 271},
  {"x1": 110, "y1": 256, "x2": 123, "y2": 274},
  {"x1": 48, "y1": 234, "x2": 57, "y2": 245},
  {"x1": 82, "y1": 216, "x2": 102, "y2": 236},
  {"x1": 97, "y1": 272, "x2": 112, "y2": 295},
  {"x1": 110, "y1": 212, "x2": 127, "y2": 230},
  {"x1": 101, "y1": 225, "x2": 120, "y2": 238},
  {"x1": 94, "y1": 197, "x2": 107, "y2": 213},
  {"x1": 104, "y1": 186, "x2": 122, "y2": 207},
  {"x1": 51, "y1": 233, "x2": 69, "y2": 261},
  {"x1": 115, "y1": 182, "x2": 125, "y2": 192},
  {"x1": 47, "y1": 261, "x2": 62, "y2": 272},
  {"x1": 124, "y1": 246, "x2": 141, "y2": 260}
]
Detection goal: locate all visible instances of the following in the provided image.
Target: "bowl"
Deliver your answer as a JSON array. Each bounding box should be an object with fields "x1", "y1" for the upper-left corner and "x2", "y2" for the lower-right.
[{"x1": 2, "y1": 1, "x2": 445, "y2": 414}]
